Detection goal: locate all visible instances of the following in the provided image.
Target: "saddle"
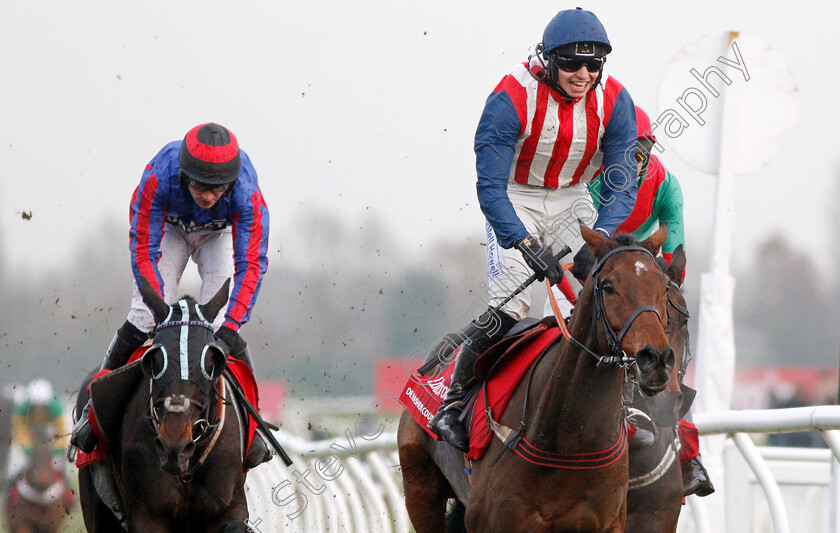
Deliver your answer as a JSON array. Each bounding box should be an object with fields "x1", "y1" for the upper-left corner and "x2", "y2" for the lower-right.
[{"x1": 400, "y1": 317, "x2": 562, "y2": 460}]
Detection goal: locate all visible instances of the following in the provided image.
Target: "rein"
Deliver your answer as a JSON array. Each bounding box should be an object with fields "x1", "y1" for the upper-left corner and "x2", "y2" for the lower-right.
[{"x1": 483, "y1": 245, "x2": 665, "y2": 469}]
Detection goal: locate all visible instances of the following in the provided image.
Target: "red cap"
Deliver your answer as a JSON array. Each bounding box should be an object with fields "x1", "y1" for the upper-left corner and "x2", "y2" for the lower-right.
[{"x1": 635, "y1": 106, "x2": 656, "y2": 143}]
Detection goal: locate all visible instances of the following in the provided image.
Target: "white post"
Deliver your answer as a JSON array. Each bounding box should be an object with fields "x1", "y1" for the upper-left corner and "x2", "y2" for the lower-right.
[{"x1": 694, "y1": 30, "x2": 741, "y2": 532}]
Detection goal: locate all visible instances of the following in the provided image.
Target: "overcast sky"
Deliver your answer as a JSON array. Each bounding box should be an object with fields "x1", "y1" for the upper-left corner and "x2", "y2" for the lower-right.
[{"x1": 1, "y1": 0, "x2": 837, "y2": 281}]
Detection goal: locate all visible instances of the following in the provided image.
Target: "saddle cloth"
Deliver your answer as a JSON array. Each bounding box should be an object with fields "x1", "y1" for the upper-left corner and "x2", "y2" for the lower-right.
[
  {"x1": 399, "y1": 323, "x2": 561, "y2": 461},
  {"x1": 77, "y1": 348, "x2": 259, "y2": 468}
]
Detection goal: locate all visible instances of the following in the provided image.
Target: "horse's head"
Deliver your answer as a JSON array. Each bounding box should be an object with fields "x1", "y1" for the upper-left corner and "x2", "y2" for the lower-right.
[
  {"x1": 580, "y1": 225, "x2": 674, "y2": 395},
  {"x1": 138, "y1": 278, "x2": 230, "y2": 476}
]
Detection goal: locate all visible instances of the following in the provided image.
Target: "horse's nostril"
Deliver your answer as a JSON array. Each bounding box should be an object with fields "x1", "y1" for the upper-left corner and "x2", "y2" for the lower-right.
[
  {"x1": 665, "y1": 348, "x2": 675, "y2": 371},
  {"x1": 636, "y1": 346, "x2": 658, "y2": 373}
]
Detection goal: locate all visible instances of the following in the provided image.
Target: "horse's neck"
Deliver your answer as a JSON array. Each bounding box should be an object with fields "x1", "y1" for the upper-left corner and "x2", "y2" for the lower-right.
[{"x1": 529, "y1": 288, "x2": 626, "y2": 450}]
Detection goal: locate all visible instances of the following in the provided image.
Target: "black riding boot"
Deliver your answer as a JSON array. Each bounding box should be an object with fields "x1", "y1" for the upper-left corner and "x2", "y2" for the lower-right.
[
  {"x1": 429, "y1": 308, "x2": 517, "y2": 452},
  {"x1": 71, "y1": 321, "x2": 148, "y2": 453},
  {"x1": 683, "y1": 455, "x2": 715, "y2": 497},
  {"x1": 233, "y1": 346, "x2": 273, "y2": 469}
]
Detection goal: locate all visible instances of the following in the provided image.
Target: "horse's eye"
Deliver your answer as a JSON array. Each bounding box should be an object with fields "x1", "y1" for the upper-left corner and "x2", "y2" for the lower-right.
[{"x1": 601, "y1": 281, "x2": 616, "y2": 295}]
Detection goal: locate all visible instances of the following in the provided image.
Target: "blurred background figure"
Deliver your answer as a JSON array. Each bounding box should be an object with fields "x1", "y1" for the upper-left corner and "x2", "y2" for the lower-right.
[
  {"x1": 7, "y1": 379, "x2": 68, "y2": 480},
  {"x1": 4, "y1": 379, "x2": 75, "y2": 533}
]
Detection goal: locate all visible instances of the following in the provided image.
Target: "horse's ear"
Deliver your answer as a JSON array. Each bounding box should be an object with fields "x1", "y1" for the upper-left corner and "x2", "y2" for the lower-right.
[
  {"x1": 639, "y1": 224, "x2": 668, "y2": 257},
  {"x1": 140, "y1": 277, "x2": 170, "y2": 324},
  {"x1": 580, "y1": 224, "x2": 614, "y2": 258},
  {"x1": 199, "y1": 279, "x2": 231, "y2": 323},
  {"x1": 668, "y1": 245, "x2": 687, "y2": 286}
]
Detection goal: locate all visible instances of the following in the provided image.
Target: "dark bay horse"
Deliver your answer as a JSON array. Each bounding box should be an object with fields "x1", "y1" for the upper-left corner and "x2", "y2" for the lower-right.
[
  {"x1": 76, "y1": 279, "x2": 251, "y2": 532},
  {"x1": 625, "y1": 246, "x2": 689, "y2": 533},
  {"x1": 399, "y1": 225, "x2": 675, "y2": 532},
  {"x1": 5, "y1": 427, "x2": 73, "y2": 533}
]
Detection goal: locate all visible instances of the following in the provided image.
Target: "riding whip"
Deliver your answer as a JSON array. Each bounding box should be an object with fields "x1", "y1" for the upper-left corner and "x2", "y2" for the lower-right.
[
  {"x1": 490, "y1": 244, "x2": 572, "y2": 314},
  {"x1": 223, "y1": 369, "x2": 294, "y2": 467}
]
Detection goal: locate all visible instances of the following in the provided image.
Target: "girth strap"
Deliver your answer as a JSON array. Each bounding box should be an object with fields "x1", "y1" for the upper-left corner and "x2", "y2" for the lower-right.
[{"x1": 487, "y1": 416, "x2": 627, "y2": 469}]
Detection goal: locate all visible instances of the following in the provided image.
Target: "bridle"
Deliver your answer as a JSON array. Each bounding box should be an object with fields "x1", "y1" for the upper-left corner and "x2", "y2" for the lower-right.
[
  {"x1": 146, "y1": 317, "x2": 228, "y2": 477},
  {"x1": 147, "y1": 384, "x2": 224, "y2": 448},
  {"x1": 559, "y1": 245, "x2": 665, "y2": 367},
  {"x1": 665, "y1": 280, "x2": 691, "y2": 380}
]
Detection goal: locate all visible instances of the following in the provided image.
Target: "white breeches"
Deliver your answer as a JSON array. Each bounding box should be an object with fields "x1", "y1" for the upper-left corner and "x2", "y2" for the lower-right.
[
  {"x1": 486, "y1": 182, "x2": 596, "y2": 321},
  {"x1": 127, "y1": 223, "x2": 234, "y2": 333}
]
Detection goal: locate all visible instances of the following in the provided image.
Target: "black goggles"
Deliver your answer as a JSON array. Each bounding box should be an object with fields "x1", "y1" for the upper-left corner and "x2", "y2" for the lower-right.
[
  {"x1": 553, "y1": 55, "x2": 605, "y2": 73},
  {"x1": 180, "y1": 171, "x2": 231, "y2": 194},
  {"x1": 190, "y1": 181, "x2": 229, "y2": 194}
]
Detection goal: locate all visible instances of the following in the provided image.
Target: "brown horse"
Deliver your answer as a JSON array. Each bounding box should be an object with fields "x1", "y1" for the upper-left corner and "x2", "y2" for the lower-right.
[
  {"x1": 399, "y1": 225, "x2": 675, "y2": 532},
  {"x1": 624, "y1": 247, "x2": 688, "y2": 533},
  {"x1": 75, "y1": 279, "x2": 251, "y2": 532},
  {"x1": 5, "y1": 427, "x2": 73, "y2": 533}
]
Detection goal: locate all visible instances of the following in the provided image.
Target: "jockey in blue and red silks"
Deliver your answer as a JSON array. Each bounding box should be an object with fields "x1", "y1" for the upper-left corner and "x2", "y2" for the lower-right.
[
  {"x1": 71, "y1": 123, "x2": 273, "y2": 469},
  {"x1": 428, "y1": 8, "x2": 639, "y2": 452}
]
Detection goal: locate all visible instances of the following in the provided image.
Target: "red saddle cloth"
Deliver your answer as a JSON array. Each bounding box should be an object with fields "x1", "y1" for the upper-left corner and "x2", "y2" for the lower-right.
[
  {"x1": 77, "y1": 348, "x2": 259, "y2": 468},
  {"x1": 399, "y1": 353, "x2": 458, "y2": 438},
  {"x1": 399, "y1": 324, "x2": 561, "y2": 461}
]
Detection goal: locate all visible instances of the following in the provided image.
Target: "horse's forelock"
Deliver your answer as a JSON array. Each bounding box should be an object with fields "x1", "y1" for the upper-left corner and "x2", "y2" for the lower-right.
[
  {"x1": 148, "y1": 298, "x2": 217, "y2": 397},
  {"x1": 613, "y1": 233, "x2": 637, "y2": 247}
]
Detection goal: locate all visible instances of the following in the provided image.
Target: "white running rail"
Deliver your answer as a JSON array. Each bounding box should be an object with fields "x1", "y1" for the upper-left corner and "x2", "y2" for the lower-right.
[
  {"x1": 683, "y1": 405, "x2": 840, "y2": 533},
  {"x1": 243, "y1": 428, "x2": 409, "y2": 533},
  {"x1": 242, "y1": 405, "x2": 840, "y2": 532}
]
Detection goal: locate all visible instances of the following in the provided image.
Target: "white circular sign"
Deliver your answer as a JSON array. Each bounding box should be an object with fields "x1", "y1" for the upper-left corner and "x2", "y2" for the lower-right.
[{"x1": 655, "y1": 31, "x2": 799, "y2": 175}]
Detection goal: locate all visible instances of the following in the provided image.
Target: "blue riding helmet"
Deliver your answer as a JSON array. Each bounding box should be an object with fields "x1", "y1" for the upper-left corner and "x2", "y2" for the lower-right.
[{"x1": 542, "y1": 7, "x2": 612, "y2": 56}]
